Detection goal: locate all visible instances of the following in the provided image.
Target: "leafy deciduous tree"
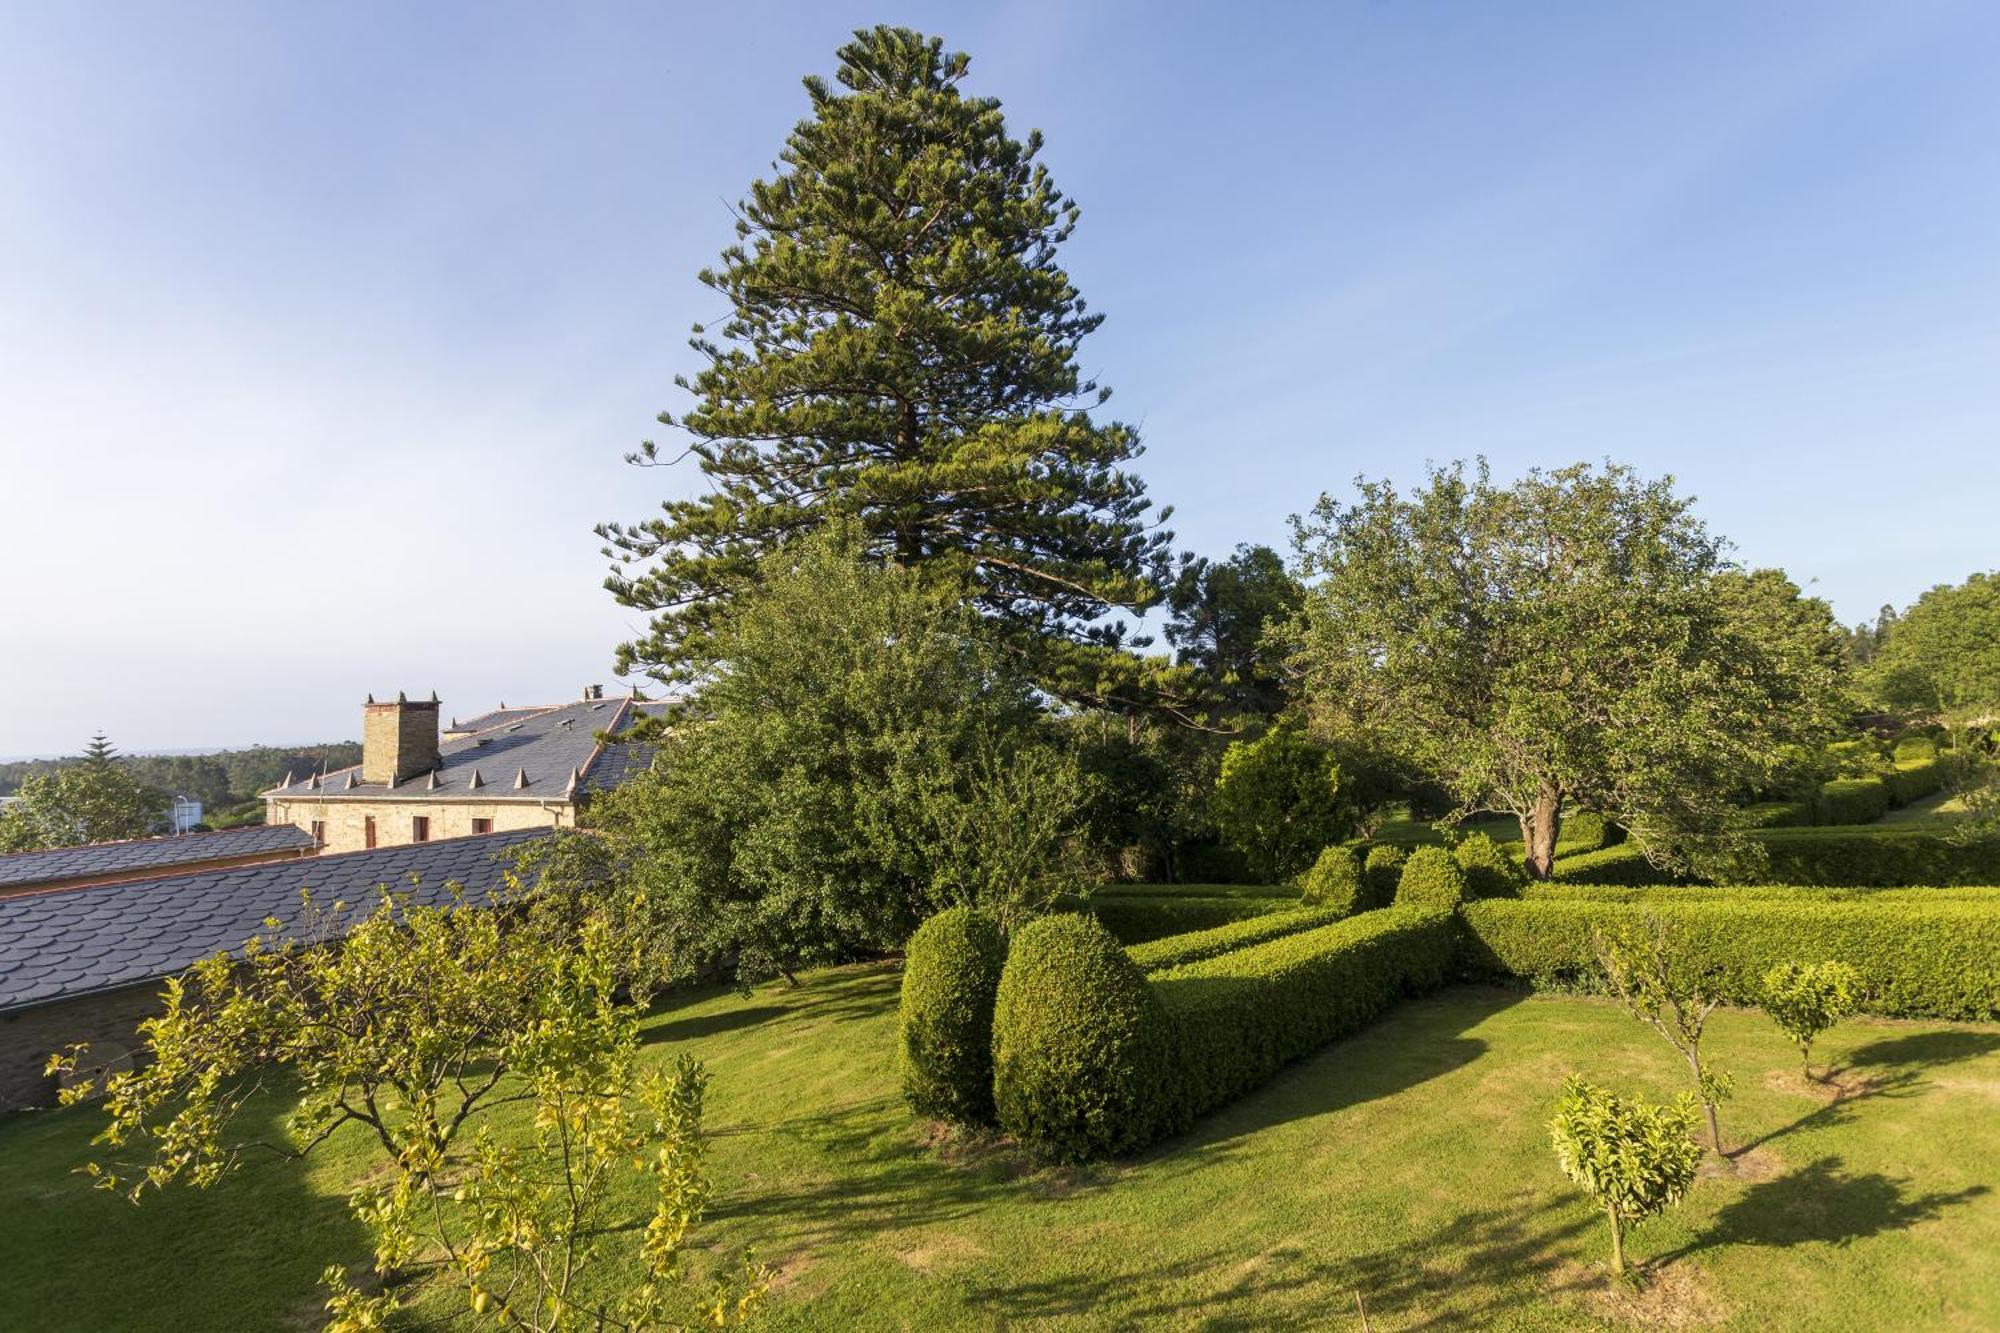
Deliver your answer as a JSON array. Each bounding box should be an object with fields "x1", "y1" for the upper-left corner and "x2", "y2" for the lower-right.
[
  {"x1": 53, "y1": 893, "x2": 765, "y2": 1332},
  {"x1": 591, "y1": 526, "x2": 1088, "y2": 986},
  {"x1": 1209, "y1": 720, "x2": 1346, "y2": 883},
  {"x1": 0, "y1": 733, "x2": 166, "y2": 852},
  {"x1": 1289, "y1": 460, "x2": 1847, "y2": 878}
]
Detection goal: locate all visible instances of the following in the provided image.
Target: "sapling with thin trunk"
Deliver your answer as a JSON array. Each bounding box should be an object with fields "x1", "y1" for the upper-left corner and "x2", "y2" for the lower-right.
[
  {"x1": 1549, "y1": 1076, "x2": 1704, "y2": 1276},
  {"x1": 1593, "y1": 918, "x2": 1734, "y2": 1154},
  {"x1": 1762, "y1": 960, "x2": 1862, "y2": 1080}
]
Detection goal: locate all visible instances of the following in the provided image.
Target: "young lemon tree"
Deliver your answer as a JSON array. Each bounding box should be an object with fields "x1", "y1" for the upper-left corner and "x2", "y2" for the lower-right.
[
  {"x1": 1549, "y1": 1076, "x2": 1704, "y2": 1276},
  {"x1": 1593, "y1": 918, "x2": 1734, "y2": 1155},
  {"x1": 1762, "y1": 961, "x2": 1863, "y2": 1080},
  {"x1": 51, "y1": 892, "x2": 766, "y2": 1332}
]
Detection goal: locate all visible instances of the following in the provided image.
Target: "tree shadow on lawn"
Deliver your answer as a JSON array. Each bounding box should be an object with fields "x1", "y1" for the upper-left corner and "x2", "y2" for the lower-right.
[
  {"x1": 1843, "y1": 1029, "x2": 2000, "y2": 1071},
  {"x1": 1663, "y1": 1156, "x2": 1989, "y2": 1261},
  {"x1": 0, "y1": 1087, "x2": 373, "y2": 1332},
  {"x1": 640, "y1": 963, "x2": 904, "y2": 1048},
  {"x1": 962, "y1": 1192, "x2": 1602, "y2": 1331}
]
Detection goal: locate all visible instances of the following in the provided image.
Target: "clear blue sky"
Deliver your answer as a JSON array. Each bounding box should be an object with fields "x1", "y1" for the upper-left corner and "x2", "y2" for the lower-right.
[{"x1": 2, "y1": 2, "x2": 1996, "y2": 755}]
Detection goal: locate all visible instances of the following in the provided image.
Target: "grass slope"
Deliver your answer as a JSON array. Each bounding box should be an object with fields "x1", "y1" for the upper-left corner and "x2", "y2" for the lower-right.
[{"x1": 4, "y1": 969, "x2": 1999, "y2": 1329}]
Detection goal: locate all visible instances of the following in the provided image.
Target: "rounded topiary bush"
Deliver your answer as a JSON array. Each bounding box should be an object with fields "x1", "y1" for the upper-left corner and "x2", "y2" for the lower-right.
[
  {"x1": 1362, "y1": 844, "x2": 1407, "y2": 909},
  {"x1": 1452, "y1": 831, "x2": 1524, "y2": 899},
  {"x1": 991, "y1": 913, "x2": 1170, "y2": 1161},
  {"x1": 1395, "y1": 845, "x2": 1467, "y2": 910},
  {"x1": 1561, "y1": 811, "x2": 1613, "y2": 853},
  {"x1": 1299, "y1": 845, "x2": 1365, "y2": 916},
  {"x1": 898, "y1": 907, "x2": 1008, "y2": 1125}
]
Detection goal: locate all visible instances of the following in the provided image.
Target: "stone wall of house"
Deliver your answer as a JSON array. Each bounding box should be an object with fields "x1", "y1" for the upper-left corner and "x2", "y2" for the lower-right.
[
  {"x1": 1, "y1": 984, "x2": 159, "y2": 1113},
  {"x1": 265, "y1": 799, "x2": 573, "y2": 855}
]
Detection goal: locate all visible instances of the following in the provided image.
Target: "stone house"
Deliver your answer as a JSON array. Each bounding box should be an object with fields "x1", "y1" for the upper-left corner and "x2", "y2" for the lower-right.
[{"x1": 263, "y1": 688, "x2": 665, "y2": 854}]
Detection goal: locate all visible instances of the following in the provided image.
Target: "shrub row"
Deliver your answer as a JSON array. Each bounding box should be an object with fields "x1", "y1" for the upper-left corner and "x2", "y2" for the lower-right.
[
  {"x1": 1125, "y1": 905, "x2": 1349, "y2": 974},
  {"x1": 1522, "y1": 882, "x2": 2000, "y2": 903},
  {"x1": 1090, "y1": 893, "x2": 1298, "y2": 945},
  {"x1": 1755, "y1": 827, "x2": 2000, "y2": 887},
  {"x1": 1545, "y1": 826, "x2": 2000, "y2": 888},
  {"x1": 1460, "y1": 897, "x2": 2000, "y2": 1020},
  {"x1": 1749, "y1": 758, "x2": 1948, "y2": 830},
  {"x1": 898, "y1": 908, "x2": 1007, "y2": 1124},
  {"x1": 1151, "y1": 906, "x2": 1458, "y2": 1134},
  {"x1": 992, "y1": 907, "x2": 1456, "y2": 1160}
]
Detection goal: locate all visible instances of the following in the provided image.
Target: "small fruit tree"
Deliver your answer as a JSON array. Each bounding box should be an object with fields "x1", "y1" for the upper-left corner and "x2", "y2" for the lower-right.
[
  {"x1": 1594, "y1": 917, "x2": 1733, "y2": 1154},
  {"x1": 1761, "y1": 961, "x2": 1862, "y2": 1080},
  {"x1": 1548, "y1": 1076, "x2": 1703, "y2": 1276}
]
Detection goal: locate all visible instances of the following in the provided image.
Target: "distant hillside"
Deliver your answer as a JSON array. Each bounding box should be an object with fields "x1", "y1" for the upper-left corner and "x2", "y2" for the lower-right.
[{"x1": 0, "y1": 743, "x2": 363, "y2": 809}]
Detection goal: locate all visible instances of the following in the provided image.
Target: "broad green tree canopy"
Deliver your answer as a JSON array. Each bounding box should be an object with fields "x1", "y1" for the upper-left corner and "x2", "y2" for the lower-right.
[{"x1": 1288, "y1": 460, "x2": 1847, "y2": 877}]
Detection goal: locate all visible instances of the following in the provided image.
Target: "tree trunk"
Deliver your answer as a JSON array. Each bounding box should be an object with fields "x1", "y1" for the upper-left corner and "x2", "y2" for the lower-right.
[
  {"x1": 1607, "y1": 1203, "x2": 1625, "y2": 1275},
  {"x1": 1520, "y1": 788, "x2": 1563, "y2": 879}
]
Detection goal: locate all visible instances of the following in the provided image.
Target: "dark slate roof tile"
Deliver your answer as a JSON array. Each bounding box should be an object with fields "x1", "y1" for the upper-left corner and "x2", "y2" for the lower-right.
[
  {"x1": 0, "y1": 824, "x2": 319, "y2": 890},
  {"x1": 0, "y1": 828, "x2": 551, "y2": 1012}
]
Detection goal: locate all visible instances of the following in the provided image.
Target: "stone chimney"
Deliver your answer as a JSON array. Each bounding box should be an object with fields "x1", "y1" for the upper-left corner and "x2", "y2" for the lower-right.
[{"x1": 362, "y1": 691, "x2": 441, "y2": 786}]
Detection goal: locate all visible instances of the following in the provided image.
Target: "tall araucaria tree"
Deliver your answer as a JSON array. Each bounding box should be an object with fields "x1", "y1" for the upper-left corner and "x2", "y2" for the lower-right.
[
  {"x1": 600, "y1": 26, "x2": 1172, "y2": 700},
  {"x1": 1287, "y1": 460, "x2": 1847, "y2": 878}
]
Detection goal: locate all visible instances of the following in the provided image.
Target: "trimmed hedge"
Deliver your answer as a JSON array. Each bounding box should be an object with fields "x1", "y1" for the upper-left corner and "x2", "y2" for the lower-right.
[
  {"x1": 1522, "y1": 883, "x2": 2000, "y2": 905},
  {"x1": 1548, "y1": 844, "x2": 1682, "y2": 885},
  {"x1": 1299, "y1": 844, "x2": 1365, "y2": 914},
  {"x1": 1548, "y1": 829, "x2": 2000, "y2": 888},
  {"x1": 1090, "y1": 893, "x2": 1298, "y2": 945},
  {"x1": 1556, "y1": 811, "x2": 1614, "y2": 854},
  {"x1": 1820, "y1": 777, "x2": 1892, "y2": 826},
  {"x1": 1396, "y1": 846, "x2": 1468, "y2": 908},
  {"x1": 898, "y1": 907, "x2": 1007, "y2": 1125},
  {"x1": 1151, "y1": 907, "x2": 1457, "y2": 1134},
  {"x1": 1460, "y1": 898, "x2": 2000, "y2": 1020},
  {"x1": 991, "y1": 914, "x2": 1171, "y2": 1162},
  {"x1": 1453, "y1": 831, "x2": 1524, "y2": 898},
  {"x1": 1754, "y1": 828, "x2": 2000, "y2": 887},
  {"x1": 1093, "y1": 882, "x2": 1300, "y2": 900},
  {"x1": 1886, "y1": 757, "x2": 1945, "y2": 806},
  {"x1": 1126, "y1": 905, "x2": 1349, "y2": 974},
  {"x1": 1362, "y1": 844, "x2": 1407, "y2": 907}
]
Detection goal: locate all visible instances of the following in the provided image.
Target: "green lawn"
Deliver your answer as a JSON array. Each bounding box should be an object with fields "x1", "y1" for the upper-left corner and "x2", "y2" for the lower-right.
[
  {"x1": 5, "y1": 969, "x2": 1999, "y2": 1330},
  {"x1": 1877, "y1": 788, "x2": 1975, "y2": 826}
]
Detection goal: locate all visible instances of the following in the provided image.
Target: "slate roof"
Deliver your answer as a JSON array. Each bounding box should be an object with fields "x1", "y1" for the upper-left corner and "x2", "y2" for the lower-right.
[
  {"x1": 445, "y1": 705, "x2": 557, "y2": 735},
  {"x1": 0, "y1": 827, "x2": 551, "y2": 1013},
  {"x1": 265, "y1": 698, "x2": 671, "y2": 804},
  {"x1": 0, "y1": 823, "x2": 319, "y2": 892}
]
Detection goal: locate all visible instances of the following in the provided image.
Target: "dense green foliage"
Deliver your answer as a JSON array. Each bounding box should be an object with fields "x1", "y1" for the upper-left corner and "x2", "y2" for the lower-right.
[
  {"x1": 1297, "y1": 843, "x2": 1365, "y2": 914},
  {"x1": 0, "y1": 735, "x2": 167, "y2": 851},
  {"x1": 991, "y1": 914, "x2": 1169, "y2": 1162},
  {"x1": 599, "y1": 26, "x2": 1171, "y2": 706},
  {"x1": 1548, "y1": 1076, "x2": 1703, "y2": 1275},
  {"x1": 1088, "y1": 891, "x2": 1297, "y2": 945},
  {"x1": 1452, "y1": 830, "x2": 1525, "y2": 899},
  {"x1": 1290, "y1": 461, "x2": 1847, "y2": 878},
  {"x1": 0, "y1": 742, "x2": 361, "y2": 808},
  {"x1": 1362, "y1": 843, "x2": 1408, "y2": 905},
  {"x1": 1209, "y1": 721, "x2": 1346, "y2": 883},
  {"x1": 1394, "y1": 846, "x2": 1467, "y2": 910},
  {"x1": 1461, "y1": 898, "x2": 2000, "y2": 1019},
  {"x1": 1164, "y1": 543, "x2": 1302, "y2": 719},
  {"x1": 897, "y1": 908, "x2": 1007, "y2": 1125},
  {"x1": 1761, "y1": 960, "x2": 1862, "y2": 1078},
  {"x1": 589, "y1": 529, "x2": 1087, "y2": 985},
  {"x1": 1149, "y1": 907, "x2": 1456, "y2": 1141},
  {"x1": 1122, "y1": 905, "x2": 1346, "y2": 973}
]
